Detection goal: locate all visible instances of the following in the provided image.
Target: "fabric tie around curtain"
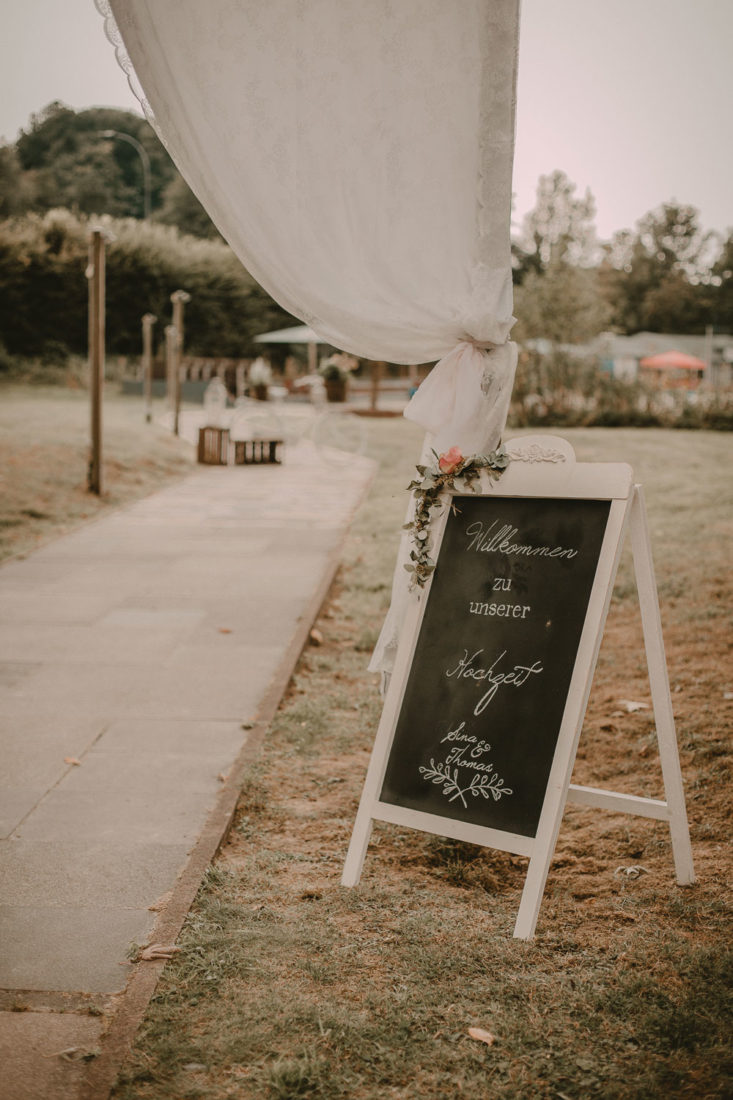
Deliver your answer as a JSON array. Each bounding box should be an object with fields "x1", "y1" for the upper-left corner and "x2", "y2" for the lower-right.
[{"x1": 98, "y1": 0, "x2": 520, "y2": 673}]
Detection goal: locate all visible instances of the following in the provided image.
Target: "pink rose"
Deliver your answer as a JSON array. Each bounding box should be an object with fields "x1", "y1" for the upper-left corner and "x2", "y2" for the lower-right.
[{"x1": 438, "y1": 446, "x2": 463, "y2": 475}]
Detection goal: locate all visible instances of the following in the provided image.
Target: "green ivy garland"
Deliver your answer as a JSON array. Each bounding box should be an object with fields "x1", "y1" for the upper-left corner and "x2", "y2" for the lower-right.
[{"x1": 403, "y1": 447, "x2": 509, "y2": 589}]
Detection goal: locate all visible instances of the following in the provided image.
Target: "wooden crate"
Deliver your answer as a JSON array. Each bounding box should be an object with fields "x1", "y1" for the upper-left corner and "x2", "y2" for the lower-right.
[
  {"x1": 233, "y1": 439, "x2": 283, "y2": 465},
  {"x1": 197, "y1": 427, "x2": 230, "y2": 465}
]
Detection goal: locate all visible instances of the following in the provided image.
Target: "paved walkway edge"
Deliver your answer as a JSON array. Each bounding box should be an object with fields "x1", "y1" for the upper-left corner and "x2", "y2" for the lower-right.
[{"x1": 79, "y1": 470, "x2": 374, "y2": 1100}]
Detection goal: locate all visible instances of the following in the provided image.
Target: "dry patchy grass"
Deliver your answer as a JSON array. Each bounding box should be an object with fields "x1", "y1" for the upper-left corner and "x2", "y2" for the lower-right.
[
  {"x1": 107, "y1": 423, "x2": 731, "y2": 1100},
  {"x1": 0, "y1": 383, "x2": 194, "y2": 560}
]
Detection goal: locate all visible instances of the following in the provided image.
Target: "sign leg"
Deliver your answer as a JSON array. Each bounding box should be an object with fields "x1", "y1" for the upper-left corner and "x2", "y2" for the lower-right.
[
  {"x1": 629, "y1": 486, "x2": 695, "y2": 885},
  {"x1": 341, "y1": 808, "x2": 373, "y2": 887},
  {"x1": 513, "y1": 836, "x2": 557, "y2": 940}
]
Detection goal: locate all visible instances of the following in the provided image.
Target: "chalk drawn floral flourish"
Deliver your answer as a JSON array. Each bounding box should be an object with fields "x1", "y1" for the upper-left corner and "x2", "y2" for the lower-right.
[{"x1": 419, "y1": 759, "x2": 513, "y2": 809}]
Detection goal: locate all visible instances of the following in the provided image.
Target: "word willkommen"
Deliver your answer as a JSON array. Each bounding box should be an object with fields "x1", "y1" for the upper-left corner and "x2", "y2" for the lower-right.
[{"x1": 465, "y1": 520, "x2": 578, "y2": 559}]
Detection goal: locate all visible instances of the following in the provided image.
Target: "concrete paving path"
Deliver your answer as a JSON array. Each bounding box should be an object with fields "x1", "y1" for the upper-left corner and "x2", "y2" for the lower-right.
[{"x1": 0, "y1": 438, "x2": 375, "y2": 1098}]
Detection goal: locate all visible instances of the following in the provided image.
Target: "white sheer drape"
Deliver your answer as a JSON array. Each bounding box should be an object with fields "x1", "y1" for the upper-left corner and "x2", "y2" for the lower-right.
[{"x1": 99, "y1": 0, "x2": 520, "y2": 671}]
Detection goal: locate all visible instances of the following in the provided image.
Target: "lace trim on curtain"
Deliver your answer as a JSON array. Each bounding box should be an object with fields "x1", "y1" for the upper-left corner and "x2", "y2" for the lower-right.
[
  {"x1": 462, "y1": 0, "x2": 520, "y2": 347},
  {"x1": 94, "y1": 0, "x2": 159, "y2": 136}
]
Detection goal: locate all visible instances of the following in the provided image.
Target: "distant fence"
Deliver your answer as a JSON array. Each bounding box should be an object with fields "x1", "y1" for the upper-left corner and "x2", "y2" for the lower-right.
[
  {"x1": 122, "y1": 355, "x2": 254, "y2": 397},
  {"x1": 118, "y1": 356, "x2": 430, "y2": 403}
]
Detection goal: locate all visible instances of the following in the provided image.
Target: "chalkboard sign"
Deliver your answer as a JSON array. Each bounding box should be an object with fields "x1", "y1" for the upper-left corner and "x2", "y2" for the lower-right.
[
  {"x1": 343, "y1": 436, "x2": 695, "y2": 939},
  {"x1": 379, "y1": 494, "x2": 611, "y2": 838}
]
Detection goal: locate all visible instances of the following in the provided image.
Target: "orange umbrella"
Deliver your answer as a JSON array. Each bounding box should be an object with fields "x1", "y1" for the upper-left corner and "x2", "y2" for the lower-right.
[{"x1": 639, "y1": 349, "x2": 706, "y2": 370}]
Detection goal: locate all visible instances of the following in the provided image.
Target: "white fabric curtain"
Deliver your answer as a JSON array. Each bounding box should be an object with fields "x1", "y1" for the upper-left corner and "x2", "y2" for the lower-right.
[{"x1": 99, "y1": 0, "x2": 520, "y2": 670}]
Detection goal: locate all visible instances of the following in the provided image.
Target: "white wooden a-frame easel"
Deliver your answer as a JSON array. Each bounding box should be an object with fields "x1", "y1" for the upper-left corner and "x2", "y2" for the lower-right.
[{"x1": 343, "y1": 436, "x2": 695, "y2": 939}]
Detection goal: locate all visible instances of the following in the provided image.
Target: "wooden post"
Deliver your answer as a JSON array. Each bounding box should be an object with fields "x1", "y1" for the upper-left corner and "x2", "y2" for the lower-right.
[
  {"x1": 87, "y1": 228, "x2": 105, "y2": 495},
  {"x1": 170, "y1": 291, "x2": 190, "y2": 437},
  {"x1": 141, "y1": 313, "x2": 156, "y2": 423},
  {"x1": 165, "y1": 325, "x2": 178, "y2": 434},
  {"x1": 370, "y1": 360, "x2": 384, "y2": 412}
]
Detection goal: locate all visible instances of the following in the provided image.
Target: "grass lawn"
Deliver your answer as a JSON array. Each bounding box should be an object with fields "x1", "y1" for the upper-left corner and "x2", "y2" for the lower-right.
[
  {"x1": 4, "y1": 398, "x2": 727, "y2": 1098},
  {"x1": 0, "y1": 384, "x2": 194, "y2": 561},
  {"x1": 104, "y1": 420, "x2": 732, "y2": 1100}
]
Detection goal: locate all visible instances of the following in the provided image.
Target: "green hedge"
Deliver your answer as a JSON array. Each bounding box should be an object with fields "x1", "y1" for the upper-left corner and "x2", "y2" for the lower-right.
[{"x1": 0, "y1": 210, "x2": 295, "y2": 361}]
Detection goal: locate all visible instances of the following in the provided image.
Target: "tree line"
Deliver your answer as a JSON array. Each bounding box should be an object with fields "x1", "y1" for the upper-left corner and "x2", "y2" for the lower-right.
[
  {"x1": 0, "y1": 103, "x2": 731, "y2": 366},
  {"x1": 512, "y1": 171, "x2": 732, "y2": 344}
]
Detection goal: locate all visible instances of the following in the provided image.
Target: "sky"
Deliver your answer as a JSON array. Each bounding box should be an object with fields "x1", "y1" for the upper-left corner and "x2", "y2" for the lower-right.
[{"x1": 1, "y1": 0, "x2": 731, "y2": 242}]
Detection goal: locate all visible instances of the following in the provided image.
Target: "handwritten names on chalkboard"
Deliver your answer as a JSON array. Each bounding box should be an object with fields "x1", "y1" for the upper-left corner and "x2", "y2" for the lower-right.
[{"x1": 379, "y1": 494, "x2": 611, "y2": 838}]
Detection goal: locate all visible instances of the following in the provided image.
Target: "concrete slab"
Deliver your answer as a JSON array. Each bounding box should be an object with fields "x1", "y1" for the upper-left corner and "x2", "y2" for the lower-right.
[
  {"x1": 0, "y1": 439, "x2": 376, "y2": 1094},
  {"x1": 0, "y1": 1010, "x2": 104, "y2": 1100},
  {"x1": 0, "y1": 593, "x2": 113, "y2": 625},
  {"x1": 98, "y1": 608, "x2": 205, "y2": 630},
  {"x1": 0, "y1": 906, "x2": 153, "y2": 992},
  {"x1": 89, "y1": 717, "x2": 246, "y2": 756},
  {"x1": 0, "y1": 788, "x2": 49, "y2": 840},
  {"x1": 0, "y1": 840, "x2": 191, "y2": 909},
  {"x1": 48, "y1": 749, "x2": 231, "y2": 795},
  {"x1": 0, "y1": 714, "x2": 104, "y2": 788},
  {"x1": 14, "y1": 787, "x2": 216, "y2": 846},
  {"x1": 0, "y1": 665, "x2": 153, "y2": 717},
  {"x1": 0, "y1": 662, "x2": 41, "y2": 690},
  {"x1": 0, "y1": 624, "x2": 188, "y2": 665},
  {"x1": 115, "y1": 670, "x2": 269, "y2": 722},
  {"x1": 0, "y1": 714, "x2": 106, "y2": 834}
]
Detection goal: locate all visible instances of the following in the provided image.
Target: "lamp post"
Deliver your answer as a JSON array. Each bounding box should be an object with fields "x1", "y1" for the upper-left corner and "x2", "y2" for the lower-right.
[{"x1": 98, "y1": 129, "x2": 152, "y2": 219}]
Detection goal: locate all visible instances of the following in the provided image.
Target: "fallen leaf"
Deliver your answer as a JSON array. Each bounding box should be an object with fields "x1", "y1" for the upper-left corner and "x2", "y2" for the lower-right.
[
  {"x1": 63, "y1": 757, "x2": 81, "y2": 766},
  {"x1": 309, "y1": 627, "x2": 324, "y2": 646},
  {"x1": 468, "y1": 1027, "x2": 495, "y2": 1046},
  {"x1": 617, "y1": 699, "x2": 650, "y2": 713},
  {"x1": 148, "y1": 890, "x2": 173, "y2": 913},
  {"x1": 218, "y1": 627, "x2": 232, "y2": 634},
  {"x1": 140, "y1": 943, "x2": 181, "y2": 961},
  {"x1": 46, "y1": 1047, "x2": 98, "y2": 1063}
]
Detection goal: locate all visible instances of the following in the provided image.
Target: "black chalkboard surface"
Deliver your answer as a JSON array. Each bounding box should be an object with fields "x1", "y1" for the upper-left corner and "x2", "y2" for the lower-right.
[{"x1": 379, "y1": 494, "x2": 611, "y2": 838}]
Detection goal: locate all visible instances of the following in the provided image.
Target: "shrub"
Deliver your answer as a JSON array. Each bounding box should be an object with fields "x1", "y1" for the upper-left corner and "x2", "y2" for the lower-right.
[
  {"x1": 0, "y1": 210, "x2": 295, "y2": 362},
  {"x1": 508, "y1": 349, "x2": 733, "y2": 431}
]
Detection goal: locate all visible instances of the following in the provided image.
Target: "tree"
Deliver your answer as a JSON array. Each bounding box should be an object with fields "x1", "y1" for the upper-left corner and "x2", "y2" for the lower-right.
[
  {"x1": 710, "y1": 231, "x2": 733, "y2": 332},
  {"x1": 513, "y1": 261, "x2": 610, "y2": 347},
  {"x1": 600, "y1": 203, "x2": 715, "y2": 334},
  {"x1": 14, "y1": 102, "x2": 176, "y2": 220},
  {"x1": 512, "y1": 171, "x2": 608, "y2": 347},
  {"x1": 0, "y1": 144, "x2": 31, "y2": 217},
  {"x1": 514, "y1": 169, "x2": 598, "y2": 282},
  {"x1": 155, "y1": 175, "x2": 219, "y2": 239},
  {"x1": 7, "y1": 102, "x2": 223, "y2": 236}
]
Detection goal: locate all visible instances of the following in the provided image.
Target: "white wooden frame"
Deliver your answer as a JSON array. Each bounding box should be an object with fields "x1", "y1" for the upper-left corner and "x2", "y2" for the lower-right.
[{"x1": 342, "y1": 435, "x2": 695, "y2": 939}]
